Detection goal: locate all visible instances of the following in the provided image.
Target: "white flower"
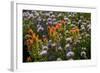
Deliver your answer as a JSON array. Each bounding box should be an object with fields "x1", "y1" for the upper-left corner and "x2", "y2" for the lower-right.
[
  {"x1": 83, "y1": 22, "x2": 87, "y2": 25},
  {"x1": 40, "y1": 50, "x2": 47, "y2": 56},
  {"x1": 80, "y1": 51, "x2": 87, "y2": 57},
  {"x1": 66, "y1": 37, "x2": 72, "y2": 42},
  {"x1": 79, "y1": 36, "x2": 82, "y2": 40},
  {"x1": 78, "y1": 19, "x2": 82, "y2": 23},
  {"x1": 81, "y1": 25, "x2": 85, "y2": 30},
  {"x1": 51, "y1": 14, "x2": 55, "y2": 18},
  {"x1": 34, "y1": 11, "x2": 39, "y2": 16},
  {"x1": 70, "y1": 24, "x2": 75, "y2": 27},
  {"x1": 42, "y1": 45, "x2": 48, "y2": 50},
  {"x1": 48, "y1": 40, "x2": 52, "y2": 43},
  {"x1": 58, "y1": 13, "x2": 62, "y2": 17},
  {"x1": 87, "y1": 24, "x2": 91, "y2": 30},
  {"x1": 58, "y1": 46, "x2": 62, "y2": 50},
  {"x1": 52, "y1": 43, "x2": 56, "y2": 47},
  {"x1": 65, "y1": 44, "x2": 70, "y2": 48},
  {"x1": 64, "y1": 16, "x2": 68, "y2": 20},
  {"x1": 68, "y1": 20, "x2": 71, "y2": 24},
  {"x1": 68, "y1": 14, "x2": 72, "y2": 17},
  {"x1": 47, "y1": 17, "x2": 52, "y2": 21},
  {"x1": 37, "y1": 26, "x2": 44, "y2": 32},
  {"x1": 23, "y1": 12, "x2": 28, "y2": 17},
  {"x1": 37, "y1": 17, "x2": 42, "y2": 22},
  {"x1": 37, "y1": 24, "x2": 41, "y2": 28},
  {"x1": 49, "y1": 11, "x2": 53, "y2": 14},
  {"x1": 29, "y1": 13, "x2": 33, "y2": 18},
  {"x1": 81, "y1": 47, "x2": 86, "y2": 50},
  {"x1": 45, "y1": 13, "x2": 50, "y2": 17},
  {"x1": 85, "y1": 33, "x2": 90, "y2": 37},
  {"x1": 53, "y1": 22, "x2": 58, "y2": 25}
]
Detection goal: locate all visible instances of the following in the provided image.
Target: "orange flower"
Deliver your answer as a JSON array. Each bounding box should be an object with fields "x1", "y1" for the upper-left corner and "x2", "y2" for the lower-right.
[
  {"x1": 70, "y1": 26, "x2": 80, "y2": 39},
  {"x1": 55, "y1": 23, "x2": 62, "y2": 30},
  {"x1": 50, "y1": 26, "x2": 56, "y2": 32}
]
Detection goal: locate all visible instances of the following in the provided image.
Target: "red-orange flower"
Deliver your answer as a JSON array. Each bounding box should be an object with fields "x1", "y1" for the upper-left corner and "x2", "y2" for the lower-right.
[{"x1": 55, "y1": 23, "x2": 62, "y2": 30}]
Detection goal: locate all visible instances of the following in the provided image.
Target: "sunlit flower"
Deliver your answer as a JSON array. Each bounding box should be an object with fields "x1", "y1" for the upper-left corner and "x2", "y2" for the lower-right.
[
  {"x1": 65, "y1": 44, "x2": 70, "y2": 48},
  {"x1": 40, "y1": 50, "x2": 47, "y2": 56},
  {"x1": 58, "y1": 46, "x2": 62, "y2": 50}
]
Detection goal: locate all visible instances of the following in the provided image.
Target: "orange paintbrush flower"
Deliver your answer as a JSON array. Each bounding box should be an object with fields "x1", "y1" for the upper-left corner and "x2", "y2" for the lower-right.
[{"x1": 55, "y1": 23, "x2": 62, "y2": 30}]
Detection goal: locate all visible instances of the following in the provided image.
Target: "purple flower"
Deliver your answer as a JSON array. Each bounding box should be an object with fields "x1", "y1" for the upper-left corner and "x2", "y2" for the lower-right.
[{"x1": 66, "y1": 51, "x2": 74, "y2": 58}]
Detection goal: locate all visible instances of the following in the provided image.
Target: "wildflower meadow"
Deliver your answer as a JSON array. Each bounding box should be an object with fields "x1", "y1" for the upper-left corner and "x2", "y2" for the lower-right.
[{"x1": 23, "y1": 10, "x2": 91, "y2": 62}]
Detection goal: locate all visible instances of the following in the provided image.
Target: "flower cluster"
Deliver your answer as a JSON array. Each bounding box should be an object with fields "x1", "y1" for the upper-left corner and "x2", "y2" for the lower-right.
[{"x1": 23, "y1": 10, "x2": 91, "y2": 62}]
